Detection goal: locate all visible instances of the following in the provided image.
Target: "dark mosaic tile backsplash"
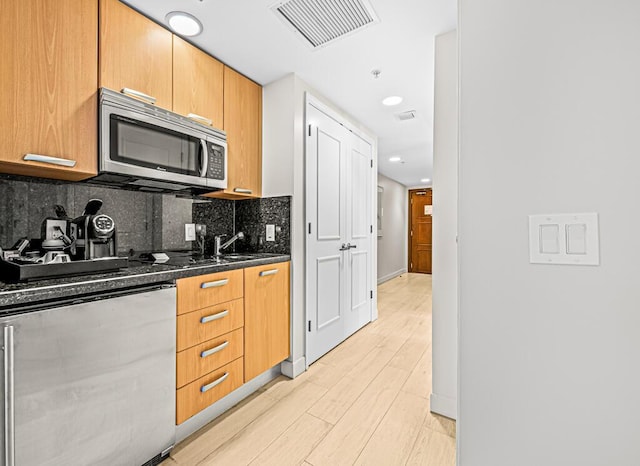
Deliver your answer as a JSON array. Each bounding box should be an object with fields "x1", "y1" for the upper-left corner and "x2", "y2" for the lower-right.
[
  {"x1": 192, "y1": 196, "x2": 291, "y2": 255},
  {"x1": 235, "y1": 197, "x2": 291, "y2": 255},
  {"x1": 0, "y1": 175, "x2": 291, "y2": 256}
]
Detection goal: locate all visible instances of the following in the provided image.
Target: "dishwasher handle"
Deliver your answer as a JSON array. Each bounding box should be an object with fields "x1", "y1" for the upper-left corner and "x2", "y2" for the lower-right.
[{"x1": 3, "y1": 326, "x2": 15, "y2": 466}]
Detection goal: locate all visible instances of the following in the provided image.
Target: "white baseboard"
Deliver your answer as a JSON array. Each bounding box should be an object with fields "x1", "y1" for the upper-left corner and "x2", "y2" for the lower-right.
[
  {"x1": 430, "y1": 393, "x2": 457, "y2": 420},
  {"x1": 377, "y1": 268, "x2": 407, "y2": 285},
  {"x1": 176, "y1": 366, "x2": 281, "y2": 443},
  {"x1": 280, "y1": 356, "x2": 306, "y2": 379}
]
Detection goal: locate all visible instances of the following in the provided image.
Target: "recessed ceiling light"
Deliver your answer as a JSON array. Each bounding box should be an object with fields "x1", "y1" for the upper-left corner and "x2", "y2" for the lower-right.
[
  {"x1": 382, "y1": 96, "x2": 403, "y2": 106},
  {"x1": 166, "y1": 11, "x2": 203, "y2": 37},
  {"x1": 421, "y1": 178, "x2": 430, "y2": 183},
  {"x1": 389, "y1": 156, "x2": 401, "y2": 162}
]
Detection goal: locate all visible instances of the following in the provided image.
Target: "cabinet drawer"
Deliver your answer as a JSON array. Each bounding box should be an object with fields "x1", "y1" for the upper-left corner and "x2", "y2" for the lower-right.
[
  {"x1": 177, "y1": 269, "x2": 243, "y2": 314},
  {"x1": 176, "y1": 328, "x2": 244, "y2": 388},
  {"x1": 176, "y1": 298, "x2": 244, "y2": 351},
  {"x1": 176, "y1": 357, "x2": 244, "y2": 424}
]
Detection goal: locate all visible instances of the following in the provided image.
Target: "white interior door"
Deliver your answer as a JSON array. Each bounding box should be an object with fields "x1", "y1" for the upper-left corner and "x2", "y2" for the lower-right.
[
  {"x1": 306, "y1": 99, "x2": 374, "y2": 365},
  {"x1": 345, "y1": 135, "x2": 373, "y2": 337},
  {"x1": 306, "y1": 104, "x2": 347, "y2": 364}
]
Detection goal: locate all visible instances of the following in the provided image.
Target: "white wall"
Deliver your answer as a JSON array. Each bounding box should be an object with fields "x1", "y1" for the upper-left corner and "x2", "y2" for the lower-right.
[
  {"x1": 459, "y1": 1, "x2": 640, "y2": 464},
  {"x1": 431, "y1": 29, "x2": 458, "y2": 420},
  {"x1": 263, "y1": 73, "x2": 378, "y2": 376},
  {"x1": 262, "y1": 74, "x2": 295, "y2": 197},
  {"x1": 376, "y1": 173, "x2": 408, "y2": 284}
]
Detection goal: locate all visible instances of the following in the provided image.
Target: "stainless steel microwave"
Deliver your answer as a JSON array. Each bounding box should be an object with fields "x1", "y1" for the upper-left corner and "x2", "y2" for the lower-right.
[{"x1": 94, "y1": 88, "x2": 227, "y2": 194}]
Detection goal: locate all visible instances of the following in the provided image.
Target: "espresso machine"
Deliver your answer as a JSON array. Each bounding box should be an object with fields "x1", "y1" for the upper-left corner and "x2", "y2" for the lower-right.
[{"x1": 70, "y1": 199, "x2": 117, "y2": 260}]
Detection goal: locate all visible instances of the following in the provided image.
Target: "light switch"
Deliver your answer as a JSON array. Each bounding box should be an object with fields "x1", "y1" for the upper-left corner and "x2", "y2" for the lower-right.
[
  {"x1": 185, "y1": 223, "x2": 196, "y2": 241},
  {"x1": 266, "y1": 224, "x2": 275, "y2": 242},
  {"x1": 529, "y1": 213, "x2": 599, "y2": 265},
  {"x1": 566, "y1": 224, "x2": 587, "y2": 255},
  {"x1": 539, "y1": 224, "x2": 559, "y2": 254}
]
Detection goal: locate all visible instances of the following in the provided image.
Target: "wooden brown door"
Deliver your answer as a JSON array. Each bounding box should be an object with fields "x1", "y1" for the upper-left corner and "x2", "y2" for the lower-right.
[{"x1": 409, "y1": 189, "x2": 433, "y2": 274}]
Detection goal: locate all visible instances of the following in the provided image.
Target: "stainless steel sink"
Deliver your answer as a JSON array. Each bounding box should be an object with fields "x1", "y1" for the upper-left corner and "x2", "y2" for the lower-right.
[{"x1": 221, "y1": 254, "x2": 259, "y2": 261}]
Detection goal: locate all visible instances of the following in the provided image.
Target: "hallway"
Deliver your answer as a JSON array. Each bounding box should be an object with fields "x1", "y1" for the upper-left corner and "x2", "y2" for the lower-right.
[{"x1": 169, "y1": 273, "x2": 455, "y2": 466}]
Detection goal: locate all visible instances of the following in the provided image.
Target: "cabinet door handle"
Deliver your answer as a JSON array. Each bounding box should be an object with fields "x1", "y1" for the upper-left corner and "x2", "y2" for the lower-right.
[
  {"x1": 187, "y1": 113, "x2": 213, "y2": 126},
  {"x1": 200, "y1": 341, "x2": 229, "y2": 358},
  {"x1": 23, "y1": 154, "x2": 76, "y2": 168},
  {"x1": 233, "y1": 188, "x2": 253, "y2": 194},
  {"x1": 200, "y1": 310, "x2": 229, "y2": 324},
  {"x1": 3, "y1": 326, "x2": 15, "y2": 466},
  {"x1": 259, "y1": 269, "x2": 279, "y2": 277},
  {"x1": 200, "y1": 278, "x2": 229, "y2": 289},
  {"x1": 121, "y1": 87, "x2": 156, "y2": 105},
  {"x1": 201, "y1": 372, "x2": 229, "y2": 393},
  {"x1": 339, "y1": 243, "x2": 350, "y2": 251},
  {"x1": 349, "y1": 244, "x2": 357, "y2": 249}
]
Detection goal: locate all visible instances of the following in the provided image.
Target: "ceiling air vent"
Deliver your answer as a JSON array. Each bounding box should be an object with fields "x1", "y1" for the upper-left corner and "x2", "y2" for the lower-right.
[
  {"x1": 396, "y1": 110, "x2": 417, "y2": 121},
  {"x1": 271, "y1": 0, "x2": 379, "y2": 49}
]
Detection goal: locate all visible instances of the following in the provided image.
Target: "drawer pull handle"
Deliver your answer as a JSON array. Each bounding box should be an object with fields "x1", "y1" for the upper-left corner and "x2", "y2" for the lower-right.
[
  {"x1": 121, "y1": 87, "x2": 156, "y2": 105},
  {"x1": 23, "y1": 154, "x2": 76, "y2": 168},
  {"x1": 200, "y1": 278, "x2": 229, "y2": 289},
  {"x1": 200, "y1": 310, "x2": 229, "y2": 324},
  {"x1": 187, "y1": 113, "x2": 213, "y2": 126},
  {"x1": 201, "y1": 341, "x2": 229, "y2": 358},
  {"x1": 259, "y1": 269, "x2": 279, "y2": 277},
  {"x1": 201, "y1": 372, "x2": 229, "y2": 393},
  {"x1": 233, "y1": 188, "x2": 253, "y2": 194}
]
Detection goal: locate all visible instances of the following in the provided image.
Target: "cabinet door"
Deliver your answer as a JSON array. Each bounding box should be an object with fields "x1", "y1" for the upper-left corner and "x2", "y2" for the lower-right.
[
  {"x1": 99, "y1": 0, "x2": 173, "y2": 109},
  {"x1": 0, "y1": 0, "x2": 98, "y2": 181},
  {"x1": 208, "y1": 66, "x2": 262, "y2": 199},
  {"x1": 173, "y1": 36, "x2": 224, "y2": 129},
  {"x1": 244, "y1": 261, "x2": 290, "y2": 381}
]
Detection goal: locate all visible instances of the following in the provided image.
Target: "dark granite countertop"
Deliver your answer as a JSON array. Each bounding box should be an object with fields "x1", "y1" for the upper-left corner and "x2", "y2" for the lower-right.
[{"x1": 0, "y1": 253, "x2": 290, "y2": 315}]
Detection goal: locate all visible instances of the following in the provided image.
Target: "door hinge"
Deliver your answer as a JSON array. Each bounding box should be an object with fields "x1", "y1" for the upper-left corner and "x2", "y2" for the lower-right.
[
  {"x1": 370, "y1": 290, "x2": 373, "y2": 299},
  {"x1": 308, "y1": 124, "x2": 312, "y2": 136},
  {"x1": 308, "y1": 320, "x2": 311, "y2": 332},
  {"x1": 411, "y1": 230, "x2": 413, "y2": 237},
  {"x1": 308, "y1": 222, "x2": 311, "y2": 234},
  {"x1": 370, "y1": 159, "x2": 373, "y2": 168},
  {"x1": 370, "y1": 225, "x2": 373, "y2": 234}
]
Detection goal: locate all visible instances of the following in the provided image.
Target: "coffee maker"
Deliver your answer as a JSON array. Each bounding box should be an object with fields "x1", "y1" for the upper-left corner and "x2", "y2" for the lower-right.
[{"x1": 70, "y1": 199, "x2": 117, "y2": 260}]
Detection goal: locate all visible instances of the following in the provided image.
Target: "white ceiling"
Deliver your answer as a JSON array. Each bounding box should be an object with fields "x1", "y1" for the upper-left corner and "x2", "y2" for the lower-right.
[{"x1": 124, "y1": 0, "x2": 457, "y2": 187}]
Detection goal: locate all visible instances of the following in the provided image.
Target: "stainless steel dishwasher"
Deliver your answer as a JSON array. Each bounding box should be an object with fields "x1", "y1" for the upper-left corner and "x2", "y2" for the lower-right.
[{"x1": 0, "y1": 284, "x2": 176, "y2": 466}]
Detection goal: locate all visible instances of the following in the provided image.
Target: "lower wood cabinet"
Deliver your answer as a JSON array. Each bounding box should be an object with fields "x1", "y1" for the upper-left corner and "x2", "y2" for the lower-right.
[
  {"x1": 244, "y1": 262, "x2": 291, "y2": 381},
  {"x1": 175, "y1": 261, "x2": 290, "y2": 424}
]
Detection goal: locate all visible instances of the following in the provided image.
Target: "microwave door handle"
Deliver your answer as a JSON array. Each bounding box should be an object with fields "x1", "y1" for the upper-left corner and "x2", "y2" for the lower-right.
[{"x1": 199, "y1": 140, "x2": 208, "y2": 178}]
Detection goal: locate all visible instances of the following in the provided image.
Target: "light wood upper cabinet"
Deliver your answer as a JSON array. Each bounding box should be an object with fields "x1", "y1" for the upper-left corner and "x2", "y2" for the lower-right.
[
  {"x1": 173, "y1": 37, "x2": 224, "y2": 129},
  {"x1": 99, "y1": 0, "x2": 173, "y2": 109},
  {"x1": 0, "y1": 0, "x2": 98, "y2": 181},
  {"x1": 208, "y1": 66, "x2": 263, "y2": 199},
  {"x1": 244, "y1": 261, "x2": 290, "y2": 382}
]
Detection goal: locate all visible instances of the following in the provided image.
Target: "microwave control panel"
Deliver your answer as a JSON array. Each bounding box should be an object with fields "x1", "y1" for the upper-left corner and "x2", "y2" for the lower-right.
[{"x1": 207, "y1": 142, "x2": 225, "y2": 180}]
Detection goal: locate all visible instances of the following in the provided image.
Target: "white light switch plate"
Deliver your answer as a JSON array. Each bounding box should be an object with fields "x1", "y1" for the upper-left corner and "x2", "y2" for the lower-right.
[
  {"x1": 529, "y1": 213, "x2": 599, "y2": 265},
  {"x1": 185, "y1": 223, "x2": 196, "y2": 242},
  {"x1": 266, "y1": 224, "x2": 275, "y2": 242}
]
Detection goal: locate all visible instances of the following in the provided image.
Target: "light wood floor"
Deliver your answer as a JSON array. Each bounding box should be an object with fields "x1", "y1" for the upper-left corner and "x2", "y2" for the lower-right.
[{"x1": 168, "y1": 273, "x2": 455, "y2": 466}]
